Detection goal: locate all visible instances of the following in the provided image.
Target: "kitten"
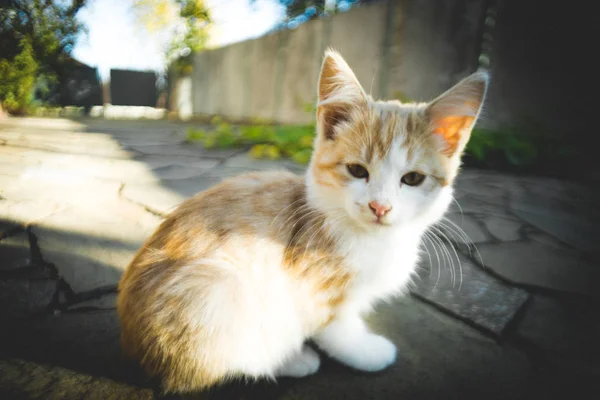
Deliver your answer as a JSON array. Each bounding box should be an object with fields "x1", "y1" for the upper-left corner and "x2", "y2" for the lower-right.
[{"x1": 117, "y1": 50, "x2": 488, "y2": 393}]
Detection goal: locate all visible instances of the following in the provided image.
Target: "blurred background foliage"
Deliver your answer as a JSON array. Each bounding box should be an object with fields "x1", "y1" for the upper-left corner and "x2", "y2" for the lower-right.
[
  {"x1": 0, "y1": 0, "x2": 86, "y2": 114},
  {"x1": 133, "y1": 0, "x2": 211, "y2": 73}
]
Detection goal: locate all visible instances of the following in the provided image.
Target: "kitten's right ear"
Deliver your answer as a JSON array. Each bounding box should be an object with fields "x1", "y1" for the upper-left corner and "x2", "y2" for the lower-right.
[{"x1": 317, "y1": 50, "x2": 367, "y2": 140}]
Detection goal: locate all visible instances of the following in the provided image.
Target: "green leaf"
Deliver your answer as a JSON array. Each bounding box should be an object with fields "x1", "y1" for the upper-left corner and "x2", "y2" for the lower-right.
[
  {"x1": 291, "y1": 149, "x2": 313, "y2": 164},
  {"x1": 249, "y1": 144, "x2": 265, "y2": 159}
]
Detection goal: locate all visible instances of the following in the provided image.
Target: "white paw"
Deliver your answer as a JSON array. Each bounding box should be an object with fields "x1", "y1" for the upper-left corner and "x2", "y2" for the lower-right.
[
  {"x1": 339, "y1": 334, "x2": 397, "y2": 372},
  {"x1": 275, "y1": 346, "x2": 321, "y2": 378}
]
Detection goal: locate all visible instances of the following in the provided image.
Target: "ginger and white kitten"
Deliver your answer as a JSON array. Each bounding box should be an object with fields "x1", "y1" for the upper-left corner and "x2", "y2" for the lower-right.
[{"x1": 117, "y1": 50, "x2": 488, "y2": 393}]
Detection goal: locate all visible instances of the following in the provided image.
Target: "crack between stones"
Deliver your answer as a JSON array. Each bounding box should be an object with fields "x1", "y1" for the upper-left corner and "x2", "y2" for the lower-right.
[
  {"x1": 115, "y1": 147, "x2": 248, "y2": 219},
  {"x1": 117, "y1": 182, "x2": 167, "y2": 218},
  {"x1": 22, "y1": 227, "x2": 119, "y2": 313}
]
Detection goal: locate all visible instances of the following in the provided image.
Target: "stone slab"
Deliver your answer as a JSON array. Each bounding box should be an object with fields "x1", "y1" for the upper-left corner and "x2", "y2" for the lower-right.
[
  {"x1": 0, "y1": 278, "x2": 57, "y2": 318},
  {"x1": 0, "y1": 230, "x2": 31, "y2": 271},
  {"x1": 0, "y1": 359, "x2": 153, "y2": 400},
  {"x1": 127, "y1": 143, "x2": 241, "y2": 159},
  {"x1": 513, "y1": 208, "x2": 598, "y2": 254},
  {"x1": 515, "y1": 295, "x2": 600, "y2": 363},
  {"x1": 222, "y1": 152, "x2": 306, "y2": 173},
  {"x1": 68, "y1": 292, "x2": 118, "y2": 311},
  {"x1": 484, "y1": 215, "x2": 523, "y2": 241},
  {"x1": 30, "y1": 200, "x2": 162, "y2": 292},
  {"x1": 476, "y1": 241, "x2": 599, "y2": 298},
  {"x1": 121, "y1": 183, "x2": 187, "y2": 215},
  {"x1": 0, "y1": 309, "x2": 151, "y2": 390},
  {"x1": 412, "y1": 247, "x2": 529, "y2": 335},
  {"x1": 440, "y1": 213, "x2": 490, "y2": 244},
  {"x1": 508, "y1": 177, "x2": 600, "y2": 254},
  {"x1": 0, "y1": 219, "x2": 21, "y2": 239},
  {"x1": 0, "y1": 198, "x2": 66, "y2": 227}
]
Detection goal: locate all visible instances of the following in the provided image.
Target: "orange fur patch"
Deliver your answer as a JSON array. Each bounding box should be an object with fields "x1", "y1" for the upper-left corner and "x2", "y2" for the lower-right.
[{"x1": 433, "y1": 115, "x2": 475, "y2": 156}]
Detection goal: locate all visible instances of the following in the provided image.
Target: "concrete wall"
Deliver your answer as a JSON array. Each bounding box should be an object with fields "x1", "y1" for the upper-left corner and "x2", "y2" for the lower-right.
[{"x1": 188, "y1": 0, "x2": 485, "y2": 124}]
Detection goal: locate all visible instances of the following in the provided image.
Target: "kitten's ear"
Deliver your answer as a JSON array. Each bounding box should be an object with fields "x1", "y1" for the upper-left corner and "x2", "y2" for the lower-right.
[
  {"x1": 426, "y1": 71, "x2": 489, "y2": 157},
  {"x1": 317, "y1": 50, "x2": 367, "y2": 140}
]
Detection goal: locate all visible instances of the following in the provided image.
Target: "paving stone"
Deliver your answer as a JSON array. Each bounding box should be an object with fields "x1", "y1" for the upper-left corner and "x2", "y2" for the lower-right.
[
  {"x1": 30, "y1": 200, "x2": 162, "y2": 292},
  {"x1": 0, "y1": 309, "x2": 151, "y2": 391},
  {"x1": 527, "y1": 230, "x2": 571, "y2": 252},
  {"x1": 121, "y1": 174, "x2": 225, "y2": 215},
  {"x1": 412, "y1": 249, "x2": 529, "y2": 335},
  {"x1": 454, "y1": 177, "x2": 508, "y2": 207},
  {"x1": 448, "y1": 195, "x2": 512, "y2": 218},
  {"x1": 476, "y1": 241, "x2": 599, "y2": 298},
  {"x1": 484, "y1": 216, "x2": 523, "y2": 241},
  {"x1": 128, "y1": 143, "x2": 240, "y2": 158},
  {"x1": 132, "y1": 153, "x2": 220, "y2": 171},
  {"x1": 0, "y1": 229, "x2": 31, "y2": 271},
  {"x1": 441, "y1": 213, "x2": 490, "y2": 244},
  {"x1": 0, "y1": 146, "x2": 155, "y2": 185},
  {"x1": 68, "y1": 292, "x2": 117, "y2": 311},
  {"x1": 0, "y1": 127, "x2": 133, "y2": 158},
  {"x1": 0, "y1": 278, "x2": 57, "y2": 317},
  {"x1": 515, "y1": 295, "x2": 600, "y2": 364},
  {"x1": 0, "y1": 359, "x2": 153, "y2": 400},
  {"x1": 2, "y1": 171, "x2": 122, "y2": 206},
  {"x1": 121, "y1": 183, "x2": 187, "y2": 215},
  {"x1": 150, "y1": 163, "x2": 216, "y2": 180},
  {"x1": 513, "y1": 208, "x2": 598, "y2": 254},
  {"x1": 121, "y1": 166, "x2": 304, "y2": 216},
  {"x1": 0, "y1": 198, "x2": 66, "y2": 227},
  {"x1": 508, "y1": 179, "x2": 600, "y2": 254},
  {"x1": 223, "y1": 152, "x2": 305, "y2": 172},
  {"x1": 0, "y1": 219, "x2": 21, "y2": 239},
  {"x1": 0, "y1": 117, "x2": 86, "y2": 131}
]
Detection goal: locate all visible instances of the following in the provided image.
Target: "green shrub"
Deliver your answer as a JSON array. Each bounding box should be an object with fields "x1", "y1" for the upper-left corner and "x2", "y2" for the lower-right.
[
  {"x1": 0, "y1": 39, "x2": 38, "y2": 114},
  {"x1": 467, "y1": 124, "x2": 576, "y2": 169},
  {"x1": 187, "y1": 121, "x2": 317, "y2": 164}
]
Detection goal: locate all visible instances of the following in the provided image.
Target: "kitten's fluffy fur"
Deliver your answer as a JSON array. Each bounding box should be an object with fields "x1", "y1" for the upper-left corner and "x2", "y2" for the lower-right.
[{"x1": 117, "y1": 51, "x2": 488, "y2": 393}]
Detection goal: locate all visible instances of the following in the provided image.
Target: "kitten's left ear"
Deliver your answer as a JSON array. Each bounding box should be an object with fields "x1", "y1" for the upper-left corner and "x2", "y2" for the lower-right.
[{"x1": 426, "y1": 71, "x2": 489, "y2": 157}]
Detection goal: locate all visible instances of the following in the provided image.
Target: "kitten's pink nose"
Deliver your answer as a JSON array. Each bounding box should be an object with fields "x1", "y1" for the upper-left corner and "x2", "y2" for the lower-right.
[{"x1": 368, "y1": 201, "x2": 391, "y2": 217}]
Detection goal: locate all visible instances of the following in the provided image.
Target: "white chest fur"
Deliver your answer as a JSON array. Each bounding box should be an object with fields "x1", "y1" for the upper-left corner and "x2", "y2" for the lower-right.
[{"x1": 339, "y1": 227, "x2": 422, "y2": 314}]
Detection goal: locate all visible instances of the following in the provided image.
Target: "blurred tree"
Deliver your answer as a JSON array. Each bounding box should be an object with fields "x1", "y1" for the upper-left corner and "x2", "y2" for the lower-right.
[
  {"x1": 273, "y1": 0, "x2": 362, "y2": 23},
  {"x1": 281, "y1": 0, "x2": 326, "y2": 19},
  {"x1": 0, "y1": 0, "x2": 86, "y2": 113},
  {"x1": 133, "y1": 0, "x2": 211, "y2": 72}
]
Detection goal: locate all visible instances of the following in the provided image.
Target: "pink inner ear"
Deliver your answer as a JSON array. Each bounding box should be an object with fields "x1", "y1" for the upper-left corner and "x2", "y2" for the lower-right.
[{"x1": 433, "y1": 116, "x2": 474, "y2": 156}]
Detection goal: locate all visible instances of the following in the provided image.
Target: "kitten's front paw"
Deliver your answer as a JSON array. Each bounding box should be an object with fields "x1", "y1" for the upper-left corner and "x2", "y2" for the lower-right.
[{"x1": 341, "y1": 334, "x2": 397, "y2": 372}]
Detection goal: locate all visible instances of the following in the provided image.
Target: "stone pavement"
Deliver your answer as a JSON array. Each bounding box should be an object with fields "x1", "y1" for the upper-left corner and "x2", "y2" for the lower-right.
[{"x1": 1, "y1": 117, "x2": 599, "y2": 399}]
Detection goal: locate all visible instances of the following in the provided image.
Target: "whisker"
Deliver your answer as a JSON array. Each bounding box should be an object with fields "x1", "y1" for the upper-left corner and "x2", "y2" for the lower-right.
[
  {"x1": 441, "y1": 217, "x2": 485, "y2": 268},
  {"x1": 451, "y1": 196, "x2": 465, "y2": 222},
  {"x1": 270, "y1": 197, "x2": 305, "y2": 227},
  {"x1": 423, "y1": 232, "x2": 442, "y2": 291},
  {"x1": 432, "y1": 226, "x2": 463, "y2": 291},
  {"x1": 429, "y1": 229, "x2": 455, "y2": 287}
]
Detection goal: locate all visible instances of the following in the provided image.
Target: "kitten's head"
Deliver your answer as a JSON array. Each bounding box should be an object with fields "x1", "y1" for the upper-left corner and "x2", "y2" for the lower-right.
[{"x1": 307, "y1": 50, "x2": 488, "y2": 231}]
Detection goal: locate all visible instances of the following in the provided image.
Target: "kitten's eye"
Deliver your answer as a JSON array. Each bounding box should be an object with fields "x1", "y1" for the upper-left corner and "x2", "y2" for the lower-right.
[
  {"x1": 346, "y1": 164, "x2": 369, "y2": 180},
  {"x1": 401, "y1": 172, "x2": 425, "y2": 186}
]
